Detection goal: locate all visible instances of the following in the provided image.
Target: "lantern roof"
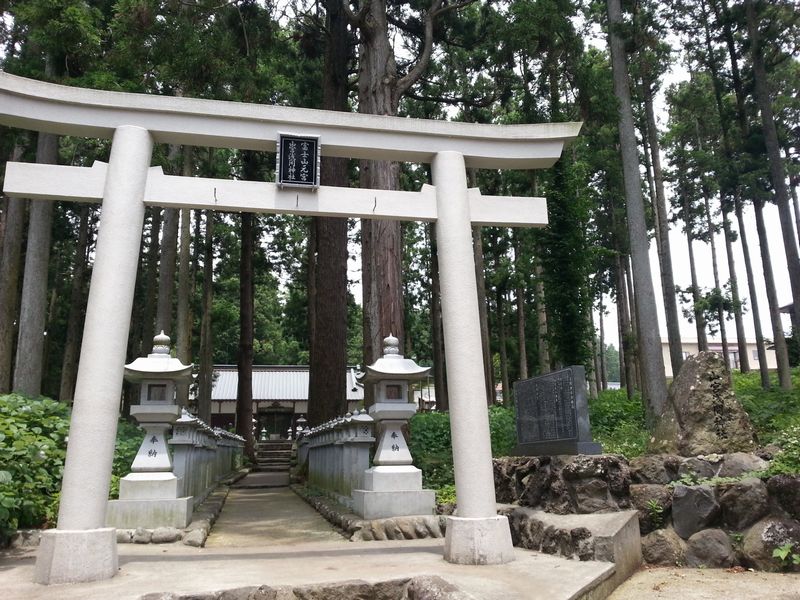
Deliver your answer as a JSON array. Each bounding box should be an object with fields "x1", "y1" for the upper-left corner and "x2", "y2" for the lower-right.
[
  {"x1": 124, "y1": 331, "x2": 193, "y2": 383},
  {"x1": 357, "y1": 334, "x2": 431, "y2": 383}
]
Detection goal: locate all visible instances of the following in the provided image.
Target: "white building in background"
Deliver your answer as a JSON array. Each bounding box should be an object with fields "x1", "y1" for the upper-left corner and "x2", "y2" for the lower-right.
[
  {"x1": 660, "y1": 339, "x2": 779, "y2": 378},
  {"x1": 208, "y1": 365, "x2": 364, "y2": 437}
]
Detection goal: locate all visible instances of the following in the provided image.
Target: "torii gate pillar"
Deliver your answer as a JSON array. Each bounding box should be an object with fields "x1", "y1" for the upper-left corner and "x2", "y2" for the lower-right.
[
  {"x1": 433, "y1": 151, "x2": 515, "y2": 564},
  {"x1": 34, "y1": 126, "x2": 152, "y2": 584}
]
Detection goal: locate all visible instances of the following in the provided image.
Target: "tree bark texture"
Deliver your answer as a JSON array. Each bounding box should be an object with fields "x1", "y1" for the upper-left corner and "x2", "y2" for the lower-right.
[
  {"x1": 59, "y1": 205, "x2": 92, "y2": 402},
  {"x1": 176, "y1": 149, "x2": 194, "y2": 407},
  {"x1": 746, "y1": 0, "x2": 800, "y2": 334},
  {"x1": 702, "y1": 188, "x2": 730, "y2": 370},
  {"x1": 430, "y1": 223, "x2": 448, "y2": 411},
  {"x1": 139, "y1": 208, "x2": 162, "y2": 356},
  {"x1": 473, "y1": 226, "x2": 494, "y2": 404},
  {"x1": 754, "y1": 198, "x2": 792, "y2": 389},
  {"x1": 237, "y1": 210, "x2": 257, "y2": 462},
  {"x1": 684, "y1": 194, "x2": 708, "y2": 351},
  {"x1": 197, "y1": 210, "x2": 215, "y2": 422},
  {"x1": 643, "y1": 82, "x2": 683, "y2": 377},
  {"x1": 13, "y1": 131, "x2": 57, "y2": 397},
  {"x1": 607, "y1": 0, "x2": 667, "y2": 423},
  {"x1": 0, "y1": 143, "x2": 26, "y2": 394},
  {"x1": 535, "y1": 261, "x2": 550, "y2": 374},
  {"x1": 736, "y1": 200, "x2": 771, "y2": 388},
  {"x1": 308, "y1": 0, "x2": 350, "y2": 426}
]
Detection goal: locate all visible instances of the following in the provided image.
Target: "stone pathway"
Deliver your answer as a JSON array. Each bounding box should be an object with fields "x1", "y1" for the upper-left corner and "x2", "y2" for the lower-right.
[{"x1": 205, "y1": 486, "x2": 345, "y2": 547}]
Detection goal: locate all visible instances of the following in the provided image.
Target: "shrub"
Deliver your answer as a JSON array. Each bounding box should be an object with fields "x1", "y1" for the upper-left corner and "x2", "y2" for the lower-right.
[
  {"x1": 589, "y1": 389, "x2": 647, "y2": 458},
  {"x1": 733, "y1": 369, "x2": 800, "y2": 444},
  {"x1": 409, "y1": 406, "x2": 518, "y2": 492},
  {"x1": 0, "y1": 394, "x2": 70, "y2": 537},
  {"x1": 766, "y1": 424, "x2": 800, "y2": 476}
]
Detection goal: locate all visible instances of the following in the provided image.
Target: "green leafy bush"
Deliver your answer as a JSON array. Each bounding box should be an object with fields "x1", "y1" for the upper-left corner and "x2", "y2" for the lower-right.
[
  {"x1": 488, "y1": 406, "x2": 517, "y2": 457},
  {"x1": 589, "y1": 389, "x2": 647, "y2": 458},
  {"x1": 766, "y1": 424, "x2": 800, "y2": 476},
  {"x1": 0, "y1": 394, "x2": 70, "y2": 536},
  {"x1": 409, "y1": 407, "x2": 518, "y2": 492},
  {"x1": 733, "y1": 369, "x2": 800, "y2": 444},
  {"x1": 0, "y1": 392, "x2": 150, "y2": 538},
  {"x1": 109, "y1": 419, "x2": 145, "y2": 499}
]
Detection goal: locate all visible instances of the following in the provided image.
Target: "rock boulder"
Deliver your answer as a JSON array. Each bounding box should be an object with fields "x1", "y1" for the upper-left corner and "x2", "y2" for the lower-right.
[{"x1": 650, "y1": 352, "x2": 757, "y2": 456}]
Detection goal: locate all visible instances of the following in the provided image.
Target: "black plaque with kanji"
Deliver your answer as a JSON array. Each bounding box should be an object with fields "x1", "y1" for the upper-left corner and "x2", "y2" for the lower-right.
[
  {"x1": 513, "y1": 366, "x2": 602, "y2": 456},
  {"x1": 276, "y1": 133, "x2": 320, "y2": 188}
]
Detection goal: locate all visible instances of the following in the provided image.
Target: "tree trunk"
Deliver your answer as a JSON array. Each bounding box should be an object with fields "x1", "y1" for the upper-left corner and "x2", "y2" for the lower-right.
[
  {"x1": 624, "y1": 258, "x2": 642, "y2": 391},
  {"x1": 617, "y1": 256, "x2": 635, "y2": 397},
  {"x1": 176, "y1": 149, "x2": 194, "y2": 407},
  {"x1": 473, "y1": 226, "x2": 494, "y2": 404},
  {"x1": 643, "y1": 80, "x2": 683, "y2": 377},
  {"x1": 535, "y1": 262, "x2": 550, "y2": 374},
  {"x1": 0, "y1": 143, "x2": 26, "y2": 393},
  {"x1": 598, "y1": 298, "x2": 608, "y2": 389},
  {"x1": 607, "y1": 0, "x2": 667, "y2": 424},
  {"x1": 702, "y1": 187, "x2": 730, "y2": 369},
  {"x1": 308, "y1": 0, "x2": 350, "y2": 426},
  {"x1": 430, "y1": 223, "x2": 448, "y2": 411},
  {"x1": 59, "y1": 205, "x2": 92, "y2": 402},
  {"x1": 197, "y1": 210, "x2": 215, "y2": 422},
  {"x1": 496, "y1": 289, "x2": 510, "y2": 406},
  {"x1": 737, "y1": 198, "x2": 771, "y2": 388},
  {"x1": 753, "y1": 198, "x2": 792, "y2": 389},
  {"x1": 139, "y1": 208, "x2": 162, "y2": 355},
  {"x1": 356, "y1": 2, "x2": 403, "y2": 405},
  {"x1": 513, "y1": 232, "x2": 528, "y2": 381},
  {"x1": 746, "y1": 0, "x2": 800, "y2": 334},
  {"x1": 13, "y1": 131, "x2": 57, "y2": 397},
  {"x1": 237, "y1": 210, "x2": 257, "y2": 462},
  {"x1": 722, "y1": 213, "x2": 749, "y2": 372},
  {"x1": 156, "y1": 205, "x2": 179, "y2": 337},
  {"x1": 684, "y1": 194, "x2": 709, "y2": 351}
]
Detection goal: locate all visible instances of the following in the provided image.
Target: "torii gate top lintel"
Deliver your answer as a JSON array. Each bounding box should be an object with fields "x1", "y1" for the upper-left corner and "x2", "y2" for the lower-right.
[{"x1": 0, "y1": 71, "x2": 581, "y2": 170}]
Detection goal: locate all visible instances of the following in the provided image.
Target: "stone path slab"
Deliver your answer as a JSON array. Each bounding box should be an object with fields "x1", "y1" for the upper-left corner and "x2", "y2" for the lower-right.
[
  {"x1": 205, "y1": 487, "x2": 345, "y2": 547},
  {"x1": 0, "y1": 539, "x2": 614, "y2": 600}
]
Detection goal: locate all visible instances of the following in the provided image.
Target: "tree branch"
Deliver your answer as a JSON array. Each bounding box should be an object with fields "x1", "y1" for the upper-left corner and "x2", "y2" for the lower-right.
[{"x1": 342, "y1": 0, "x2": 370, "y2": 27}]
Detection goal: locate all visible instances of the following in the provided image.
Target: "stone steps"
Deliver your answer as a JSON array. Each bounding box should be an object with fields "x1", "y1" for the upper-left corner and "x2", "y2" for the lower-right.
[{"x1": 253, "y1": 440, "x2": 295, "y2": 479}]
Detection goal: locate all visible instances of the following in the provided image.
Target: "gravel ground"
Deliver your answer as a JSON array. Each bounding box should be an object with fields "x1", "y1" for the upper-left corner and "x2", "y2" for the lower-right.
[{"x1": 609, "y1": 566, "x2": 800, "y2": 599}]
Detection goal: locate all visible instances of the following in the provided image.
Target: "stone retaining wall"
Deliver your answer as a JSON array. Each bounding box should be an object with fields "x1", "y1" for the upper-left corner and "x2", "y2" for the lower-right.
[{"x1": 493, "y1": 454, "x2": 800, "y2": 572}]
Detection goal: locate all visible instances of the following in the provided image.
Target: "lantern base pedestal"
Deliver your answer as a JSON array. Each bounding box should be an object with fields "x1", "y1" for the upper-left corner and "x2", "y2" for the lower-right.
[
  {"x1": 444, "y1": 515, "x2": 516, "y2": 565},
  {"x1": 352, "y1": 465, "x2": 435, "y2": 519},
  {"x1": 107, "y1": 473, "x2": 192, "y2": 529},
  {"x1": 106, "y1": 496, "x2": 193, "y2": 529}
]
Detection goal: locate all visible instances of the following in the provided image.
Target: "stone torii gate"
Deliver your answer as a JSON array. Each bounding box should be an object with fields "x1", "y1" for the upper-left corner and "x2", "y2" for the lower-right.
[{"x1": 0, "y1": 72, "x2": 580, "y2": 584}]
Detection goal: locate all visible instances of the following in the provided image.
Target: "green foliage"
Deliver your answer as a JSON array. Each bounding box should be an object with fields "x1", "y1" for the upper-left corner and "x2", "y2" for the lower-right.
[
  {"x1": 109, "y1": 419, "x2": 144, "y2": 499},
  {"x1": 488, "y1": 406, "x2": 517, "y2": 457},
  {"x1": 772, "y1": 543, "x2": 800, "y2": 569},
  {"x1": 645, "y1": 499, "x2": 665, "y2": 529},
  {"x1": 588, "y1": 389, "x2": 648, "y2": 458},
  {"x1": 436, "y1": 484, "x2": 457, "y2": 506},
  {"x1": 733, "y1": 369, "x2": 800, "y2": 444},
  {"x1": 410, "y1": 407, "x2": 518, "y2": 494},
  {"x1": 0, "y1": 394, "x2": 70, "y2": 536},
  {"x1": 409, "y1": 411, "x2": 454, "y2": 490},
  {"x1": 765, "y1": 424, "x2": 800, "y2": 476}
]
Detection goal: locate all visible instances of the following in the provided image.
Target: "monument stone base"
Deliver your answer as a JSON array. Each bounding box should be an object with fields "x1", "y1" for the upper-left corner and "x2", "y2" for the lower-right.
[
  {"x1": 34, "y1": 527, "x2": 118, "y2": 585},
  {"x1": 444, "y1": 515, "x2": 516, "y2": 565},
  {"x1": 513, "y1": 440, "x2": 603, "y2": 456},
  {"x1": 352, "y1": 465, "x2": 435, "y2": 519}
]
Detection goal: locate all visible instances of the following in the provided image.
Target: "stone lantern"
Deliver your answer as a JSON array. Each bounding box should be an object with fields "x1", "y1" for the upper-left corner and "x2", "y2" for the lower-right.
[
  {"x1": 351, "y1": 334, "x2": 435, "y2": 519},
  {"x1": 106, "y1": 332, "x2": 194, "y2": 529}
]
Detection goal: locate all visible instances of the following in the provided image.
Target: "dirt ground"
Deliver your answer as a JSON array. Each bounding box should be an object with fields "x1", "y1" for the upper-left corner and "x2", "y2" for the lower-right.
[{"x1": 609, "y1": 566, "x2": 800, "y2": 599}]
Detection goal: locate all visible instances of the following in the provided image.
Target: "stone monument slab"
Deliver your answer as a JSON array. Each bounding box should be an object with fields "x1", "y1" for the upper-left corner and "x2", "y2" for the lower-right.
[{"x1": 513, "y1": 366, "x2": 602, "y2": 456}]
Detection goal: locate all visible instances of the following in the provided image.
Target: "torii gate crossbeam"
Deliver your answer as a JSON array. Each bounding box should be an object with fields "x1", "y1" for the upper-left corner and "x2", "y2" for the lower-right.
[{"x1": 0, "y1": 72, "x2": 581, "y2": 584}]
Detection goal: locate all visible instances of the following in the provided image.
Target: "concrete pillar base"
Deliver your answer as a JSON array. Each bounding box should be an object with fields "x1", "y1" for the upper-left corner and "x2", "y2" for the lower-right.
[
  {"x1": 444, "y1": 515, "x2": 515, "y2": 565},
  {"x1": 34, "y1": 528, "x2": 118, "y2": 585}
]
